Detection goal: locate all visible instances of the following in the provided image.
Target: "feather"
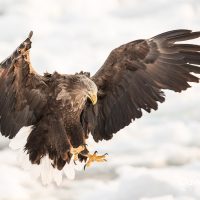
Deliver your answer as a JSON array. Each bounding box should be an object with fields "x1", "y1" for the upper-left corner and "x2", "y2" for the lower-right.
[{"x1": 63, "y1": 158, "x2": 76, "y2": 180}]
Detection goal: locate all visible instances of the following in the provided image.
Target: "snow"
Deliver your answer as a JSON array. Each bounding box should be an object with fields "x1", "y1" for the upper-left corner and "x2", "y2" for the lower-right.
[{"x1": 0, "y1": 0, "x2": 200, "y2": 199}]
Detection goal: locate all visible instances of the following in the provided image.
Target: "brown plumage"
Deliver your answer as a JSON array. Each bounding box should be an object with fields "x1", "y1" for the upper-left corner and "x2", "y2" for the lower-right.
[
  {"x1": 0, "y1": 29, "x2": 200, "y2": 182},
  {"x1": 82, "y1": 29, "x2": 200, "y2": 142}
]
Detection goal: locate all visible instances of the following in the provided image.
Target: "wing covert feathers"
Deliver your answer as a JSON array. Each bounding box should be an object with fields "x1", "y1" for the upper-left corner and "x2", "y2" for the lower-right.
[
  {"x1": 82, "y1": 29, "x2": 200, "y2": 142},
  {"x1": 0, "y1": 32, "x2": 46, "y2": 139}
]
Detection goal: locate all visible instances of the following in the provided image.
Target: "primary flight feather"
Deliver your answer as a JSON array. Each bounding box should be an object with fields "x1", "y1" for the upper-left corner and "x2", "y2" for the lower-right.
[{"x1": 0, "y1": 29, "x2": 200, "y2": 185}]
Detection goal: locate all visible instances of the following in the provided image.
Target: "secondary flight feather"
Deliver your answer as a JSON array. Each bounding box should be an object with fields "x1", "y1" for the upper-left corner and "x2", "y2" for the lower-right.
[{"x1": 0, "y1": 29, "x2": 200, "y2": 185}]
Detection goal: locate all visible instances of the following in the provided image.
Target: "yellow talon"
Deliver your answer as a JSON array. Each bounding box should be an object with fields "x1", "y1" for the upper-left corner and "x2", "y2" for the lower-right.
[{"x1": 84, "y1": 151, "x2": 108, "y2": 170}]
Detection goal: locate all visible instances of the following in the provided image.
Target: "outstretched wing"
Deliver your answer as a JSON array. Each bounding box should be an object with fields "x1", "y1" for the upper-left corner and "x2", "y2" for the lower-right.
[
  {"x1": 82, "y1": 29, "x2": 200, "y2": 142},
  {"x1": 0, "y1": 34, "x2": 82, "y2": 185},
  {"x1": 0, "y1": 32, "x2": 47, "y2": 139}
]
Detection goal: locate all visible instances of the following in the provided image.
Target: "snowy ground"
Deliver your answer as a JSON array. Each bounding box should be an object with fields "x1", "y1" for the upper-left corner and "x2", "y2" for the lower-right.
[{"x1": 0, "y1": 0, "x2": 200, "y2": 199}]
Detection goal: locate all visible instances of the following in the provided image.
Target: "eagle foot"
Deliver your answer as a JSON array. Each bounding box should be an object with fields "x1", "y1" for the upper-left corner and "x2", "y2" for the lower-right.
[
  {"x1": 70, "y1": 145, "x2": 86, "y2": 163},
  {"x1": 84, "y1": 151, "x2": 108, "y2": 170}
]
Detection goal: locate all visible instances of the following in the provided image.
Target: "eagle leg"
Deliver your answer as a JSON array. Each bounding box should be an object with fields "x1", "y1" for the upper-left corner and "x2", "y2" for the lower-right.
[{"x1": 83, "y1": 151, "x2": 108, "y2": 170}]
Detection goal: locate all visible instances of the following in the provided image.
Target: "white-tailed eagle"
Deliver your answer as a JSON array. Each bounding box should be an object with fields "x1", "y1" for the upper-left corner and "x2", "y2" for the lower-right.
[{"x1": 0, "y1": 30, "x2": 200, "y2": 185}]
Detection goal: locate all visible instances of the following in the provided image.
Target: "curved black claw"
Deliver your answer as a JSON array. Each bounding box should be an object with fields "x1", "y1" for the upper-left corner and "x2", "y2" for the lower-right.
[{"x1": 74, "y1": 160, "x2": 77, "y2": 165}]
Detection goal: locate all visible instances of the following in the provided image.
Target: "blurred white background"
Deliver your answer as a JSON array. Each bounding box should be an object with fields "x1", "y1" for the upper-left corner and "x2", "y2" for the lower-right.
[{"x1": 0, "y1": 0, "x2": 200, "y2": 199}]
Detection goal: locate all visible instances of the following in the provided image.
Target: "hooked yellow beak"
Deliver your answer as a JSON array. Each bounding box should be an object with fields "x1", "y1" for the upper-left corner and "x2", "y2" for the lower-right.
[{"x1": 89, "y1": 93, "x2": 97, "y2": 105}]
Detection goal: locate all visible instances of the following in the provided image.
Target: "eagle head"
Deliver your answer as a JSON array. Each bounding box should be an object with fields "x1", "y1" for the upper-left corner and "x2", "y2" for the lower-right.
[{"x1": 77, "y1": 75, "x2": 98, "y2": 105}]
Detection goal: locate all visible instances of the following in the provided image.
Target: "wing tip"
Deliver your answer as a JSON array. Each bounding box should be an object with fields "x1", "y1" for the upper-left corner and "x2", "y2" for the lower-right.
[
  {"x1": 28, "y1": 31, "x2": 33, "y2": 39},
  {"x1": 153, "y1": 29, "x2": 200, "y2": 43}
]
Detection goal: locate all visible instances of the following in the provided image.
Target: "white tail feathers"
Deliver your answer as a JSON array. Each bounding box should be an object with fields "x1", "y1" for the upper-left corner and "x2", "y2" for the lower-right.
[
  {"x1": 9, "y1": 126, "x2": 84, "y2": 185},
  {"x1": 9, "y1": 126, "x2": 34, "y2": 150}
]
